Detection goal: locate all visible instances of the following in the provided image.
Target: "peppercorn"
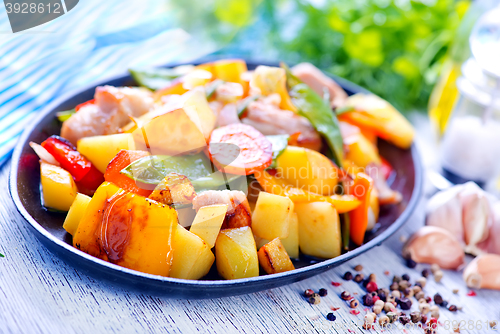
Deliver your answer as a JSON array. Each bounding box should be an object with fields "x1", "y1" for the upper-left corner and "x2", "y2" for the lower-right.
[
  {"x1": 368, "y1": 273, "x2": 376, "y2": 282},
  {"x1": 428, "y1": 317, "x2": 438, "y2": 328},
  {"x1": 354, "y1": 264, "x2": 363, "y2": 271},
  {"x1": 364, "y1": 313, "x2": 375, "y2": 327},
  {"x1": 309, "y1": 293, "x2": 321, "y2": 305},
  {"x1": 402, "y1": 273, "x2": 410, "y2": 281},
  {"x1": 389, "y1": 282, "x2": 399, "y2": 291},
  {"x1": 415, "y1": 291, "x2": 425, "y2": 301},
  {"x1": 399, "y1": 297, "x2": 412, "y2": 310},
  {"x1": 340, "y1": 291, "x2": 352, "y2": 300},
  {"x1": 362, "y1": 278, "x2": 371, "y2": 288},
  {"x1": 379, "y1": 288, "x2": 390, "y2": 296},
  {"x1": 349, "y1": 299, "x2": 359, "y2": 308},
  {"x1": 392, "y1": 275, "x2": 402, "y2": 283},
  {"x1": 366, "y1": 281, "x2": 378, "y2": 293},
  {"x1": 434, "y1": 270, "x2": 443, "y2": 283},
  {"x1": 370, "y1": 291, "x2": 378, "y2": 297},
  {"x1": 422, "y1": 268, "x2": 431, "y2": 278},
  {"x1": 414, "y1": 282, "x2": 423, "y2": 289},
  {"x1": 353, "y1": 274, "x2": 364, "y2": 283},
  {"x1": 433, "y1": 293, "x2": 444, "y2": 305},
  {"x1": 362, "y1": 293, "x2": 374, "y2": 306},
  {"x1": 343, "y1": 271, "x2": 353, "y2": 281},
  {"x1": 387, "y1": 312, "x2": 397, "y2": 323},
  {"x1": 378, "y1": 292, "x2": 387, "y2": 302},
  {"x1": 410, "y1": 311, "x2": 421, "y2": 323},
  {"x1": 421, "y1": 314, "x2": 428, "y2": 324},
  {"x1": 418, "y1": 298, "x2": 427, "y2": 304},
  {"x1": 426, "y1": 296, "x2": 432, "y2": 303},
  {"x1": 430, "y1": 264, "x2": 440, "y2": 274},
  {"x1": 412, "y1": 285, "x2": 422, "y2": 294},
  {"x1": 372, "y1": 295, "x2": 380, "y2": 304},
  {"x1": 416, "y1": 277, "x2": 427, "y2": 288},
  {"x1": 379, "y1": 315, "x2": 390, "y2": 327},
  {"x1": 319, "y1": 288, "x2": 328, "y2": 297},
  {"x1": 452, "y1": 289, "x2": 459, "y2": 294},
  {"x1": 326, "y1": 313, "x2": 336, "y2": 321},
  {"x1": 419, "y1": 303, "x2": 430, "y2": 314},
  {"x1": 304, "y1": 289, "x2": 314, "y2": 297},
  {"x1": 490, "y1": 321, "x2": 498, "y2": 328},
  {"x1": 391, "y1": 290, "x2": 401, "y2": 298},
  {"x1": 398, "y1": 280, "x2": 409, "y2": 291},
  {"x1": 440, "y1": 300, "x2": 448, "y2": 308},
  {"x1": 430, "y1": 306, "x2": 440, "y2": 319},
  {"x1": 449, "y1": 305, "x2": 458, "y2": 312},
  {"x1": 399, "y1": 315, "x2": 411, "y2": 325},
  {"x1": 403, "y1": 288, "x2": 414, "y2": 298},
  {"x1": 387, "y1": 295, "x2": 396, "y2": 304},
  {"x1": 373, "y1": 305, "x2": 383, "y2": 315},
  {"x1": 424, "y1": 328, "x2": 436, "y2": 334},
  {"x1": 406, "y1": 258, "x2": 417, "y2": 268}
]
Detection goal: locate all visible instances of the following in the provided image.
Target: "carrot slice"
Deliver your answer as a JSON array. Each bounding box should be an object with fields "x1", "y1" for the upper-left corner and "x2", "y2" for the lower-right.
[
  {"x1": 347, "y1": 172, "x2": 374, "y2": 246},
  {"x1": 104, "y1": 150, "x2": 152, "y2": 197},
  {"x1": 208, "y1": 124, "x2": 272, "y2": 175}
]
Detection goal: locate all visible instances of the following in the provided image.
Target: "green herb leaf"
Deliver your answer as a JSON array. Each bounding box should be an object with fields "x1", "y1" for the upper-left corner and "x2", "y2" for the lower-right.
[
  {"x1": 266, "y1": 134, "x2": 289, "y2": 169},
  {"x1": 237, "y1": 95, "x2": 260, "y2": 118},
  {"x1": 0, "y1": 252, "x2": 4, "y2": 258},
  {"x1": 205, "y1": 79, "x2": 224, "y2": 99},
  {"x1": 56, "y1": 109, "x2": 75, "y2": 122},
  {"x1": 129, "y1": 65, "x2": 195, "y2": 91},
  {"x1": 282, "y1": 63, "x2": 344, "y2": 167},
  {"x1": 120, "y1": 153, "x2": 243, "y2": 192},
  {"x1": 335, "y1": 106, "x2": 355, "y2": 116}
]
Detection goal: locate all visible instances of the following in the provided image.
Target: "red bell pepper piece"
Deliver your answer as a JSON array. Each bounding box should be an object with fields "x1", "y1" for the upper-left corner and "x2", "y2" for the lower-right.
[
  {"x1": 75, "y1": 99, "x2": 95, "y2": 112},
  {"x1": 380, "y1": 157, "x2": 394, "y2": 180},
  {"x1": 347, "y1": 172, "x2": 374, "y2": 246},
  {"x1": 41, "y1": 135, "x2": 104, "y2": 192}
]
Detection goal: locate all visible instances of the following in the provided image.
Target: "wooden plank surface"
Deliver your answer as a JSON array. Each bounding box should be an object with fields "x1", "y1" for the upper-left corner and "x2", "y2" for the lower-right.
[{"x1": 1, "y1": 161, "x2": 499, "y2": 334}]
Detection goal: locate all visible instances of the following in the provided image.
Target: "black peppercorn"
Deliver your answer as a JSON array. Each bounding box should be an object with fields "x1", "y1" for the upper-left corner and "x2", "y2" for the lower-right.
[
  {"x1": 393, "y1": 275, "x2": 402, "y2": 283},
  {"x1": 390, "y1": 282, "x2": 399, "y2": 291},
  {"x1": 440, "y1": 300, "x2": 448, "y2": 308},
  {"x1": 343, "y1": 271, "x2": 353, "y2": 281},
  {"x1": 399, "y1": 297, "x2": 412, "y2": 310},
  {"x1": 449, "y1": 305, "x2": 458, "y2": 312},
  {"x1": 402, "y1": 274, "x2": 410, "y2": 282},
  {"x1": 406, "y1": 258, "x2": 417, "y2": 268},
  {"x1": 319, "y1": 288, "x2": 328, "y2": 297},
  {"x1": 304, "y1": 289, "x2": 314, "y2": 297},
  {"x1": 370, "y1": 291, "x2": 378, "y2": 297},
  {"x1": 426, "y1": 296, "x2": 432, "y2": 303},
  {"x1": 340, "y1": 291, "x2": 352, "y2": 300},
  {"x1": 378, "y1": 292, "x2": 387, "y2": 302},
  {"x1": 414, "y1": 282, "x2": 423, "y2": 289},
  {"x1": 399, "y1": 315, "x2": 411, "y2": 325},
  {"x1": 326, "y1": 313, "x2": 336, "y2": 321},
  {"x1": 421, "y1": 314, "x2": 428, "y2": 324},
  {"x1": 433, "y1": 293, "x2": 444, "y2": 305},
  {"x1": 354, "y1": 274, "x2": 364, "y2": 283},
  {"x1": 362, "y1": 294, "x2": 374, "y2": 306},
  {"x1": 410, "y1": 311, "x2": 422, "y2": 323},
  {"x1": 422, "y1": 269, "x2": 431, "y2": 278}
]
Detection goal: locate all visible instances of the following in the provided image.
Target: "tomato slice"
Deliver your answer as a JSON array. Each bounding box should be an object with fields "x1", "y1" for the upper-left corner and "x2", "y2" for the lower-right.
[{"x1": 208, "y1": 124, "x2": 272, "y2": 175}]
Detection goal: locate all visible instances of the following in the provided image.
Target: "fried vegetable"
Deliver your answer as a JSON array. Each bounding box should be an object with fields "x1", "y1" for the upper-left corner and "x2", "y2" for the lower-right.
[
  {"x1": 250, "y1": 65, "x2": 297, "y2": 111},
  {"x1": 148, "y1": 172, "x2": 196, "y2": 206},
  {"x1": 170, "y1": 226, "x2": 215, "y2": 280},
  {"x1": 129, "y1": 65, "x2": 195, "y2": 90},
  {"x1": 40, "y1": 162, "x2": 78, "y2": 211},
  {"x1": 77, "y1": 133, "x2": 134, "y2": 173},
  {"x1": 73, "y1": 182, "x2": 178, "y2": 276},
  {"x1": 188, "y1": 204, "x2": 228, "y2": 248},
  {"x1": 252, "y1": 191, "x2": 294, "y2": 240},
  {"x1": 282, "y1": 63, "x2": 344, "y2": 167},
  {"x1": 258, "y1": 238, "x2": 295, "y2": 274},
  {"x1": 347, "y1": 173, "x2": 374, "y2": 246},
  {"x1": 215, "y1": 226, "x2": 259, "y2": 279},
  {"x1": 63, "y1": 193, "x2": 91, "y2": 235},
  {"x1": 295, "y1": 202, "x2": 341, "y2": 259}
]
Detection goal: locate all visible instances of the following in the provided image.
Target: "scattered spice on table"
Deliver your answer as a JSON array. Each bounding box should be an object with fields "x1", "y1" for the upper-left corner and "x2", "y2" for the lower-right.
[
  {"x1": 319, "y1": 288, "x2": 328, "y2": 296},
  {"x1": 304, "y1": 289, "x2": 314, "y2": 298},
  {"x1": 330, "y1": 306, "x2": 340, "y2": 311},
  {"x1": 326, "y1": 313, "x2": 336, "y2": 321},
  {"x1": 354, "y1": 264, "x2": 363, "y2": 271},
  {"x1": 466, "y1": 290, "x2": 477, "y2": 297},
  {"x1": 309, "y1": 293, "x2": 321, "y2": 305},
  {"x1": 350, "y1": 309, "x2": 360, "y2": 315},
  {"x1": 343, "y1": 271, "x2": 353, "y2": 280},
  {"x1": 331, "y1": 281, "x2": 341, "y2": 287}
]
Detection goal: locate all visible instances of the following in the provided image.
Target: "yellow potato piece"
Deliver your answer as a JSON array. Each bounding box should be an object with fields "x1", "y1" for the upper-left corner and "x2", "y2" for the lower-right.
[
  {"x1": 77, "y1": 133, "x2": 134, "y2": 173},
  {"x1": 189, "y1": 204, "x2": 228, "y2": 248},
  {"x1": 276, "y1": 146, "x2": 339, "y2": 196},
  {"x1": 63, "y1": 193, "x2": 91, "y2": 236},
  {"x1": 40, "y1": 162, "x2": 77, "y2": 211},
  {"x1": 73, "y1": 182, "x2": 178, "y2": 276},
  {"x1": 295, "y1": 202, "x2": 341, "y2": 259},
  {"x1": 251, "y1": 192, "x2": 294, "y2": 240},
  {"x1": 170, "y1": 226, "x2": 215, "y2": 280},
  {"x1": 215, "y1": 227, "x2": 259, "y2": 280},
  {"x1": 344, "y1": 133, "x2": 381, "y2": 168},
  {"x1": 254, "y1": 212, "x2": 299, "y2": 260},
  {"x1": 258, "y1": 238, "x2": 295, "y2": 274}
]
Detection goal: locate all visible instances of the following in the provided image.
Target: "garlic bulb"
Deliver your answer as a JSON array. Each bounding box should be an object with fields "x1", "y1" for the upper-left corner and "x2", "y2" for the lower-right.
[
  {"x1": 426, "y1": 185, "x2": 464, "y2": 243},
  {"x1": 402, "y1": 226, "x2": 465, "y2": 270},
  {"x1": 463, "y1": 253, "x2": 500, "y2": 290},
  {"x1": 477, "y1": 201, "x2": 500, "y2": 255}
]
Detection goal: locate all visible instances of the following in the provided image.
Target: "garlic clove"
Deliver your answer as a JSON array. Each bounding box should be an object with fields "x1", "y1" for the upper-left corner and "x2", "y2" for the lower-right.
[
  {"x1": 459, "y1": 182, "x2": 492, "y2": 255},
  {"x1": 463, "y1": 253, "x2": 500, "y2": 290},
  {"x1": 425, "y1": 185, "x2": 464, "y2": 244},
  {"x1": 402, "y1": 226, "x2": 464, "y2": 270},
  {"x1": 478, "y1": 201, "x2": 500, "y2": 255}
]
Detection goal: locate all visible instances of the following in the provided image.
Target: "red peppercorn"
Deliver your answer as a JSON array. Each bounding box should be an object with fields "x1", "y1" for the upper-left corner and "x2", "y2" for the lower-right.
[
  {"x1": 366, "y1": 281, "x2": 378, "y2": 293},
  {"x1": 448, "y1": 305, "x2": 458, "y2": 312},
  {"x1": 304, "y1": 289, "x2": 314, "y2": 297},
  {"x1": 372, "y1": 296, "x2": 381, "y2": 304},
  {"x1": 428, "y1": 318, "x2": 438, "y2": 329}
]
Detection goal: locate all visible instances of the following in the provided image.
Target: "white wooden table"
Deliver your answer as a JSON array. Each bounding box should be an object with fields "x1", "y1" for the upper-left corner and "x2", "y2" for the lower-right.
[{"x1": 1, "y1": 118, "x2": 499, "y2": 334}]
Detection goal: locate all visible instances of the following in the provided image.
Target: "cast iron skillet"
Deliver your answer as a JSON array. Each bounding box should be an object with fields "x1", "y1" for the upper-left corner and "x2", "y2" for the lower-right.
[{"x1": 9, "y1": 59, "x2": 422, "y2": 298}]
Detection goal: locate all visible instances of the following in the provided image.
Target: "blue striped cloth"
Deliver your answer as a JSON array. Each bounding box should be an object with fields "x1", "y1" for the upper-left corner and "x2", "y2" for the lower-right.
[{"x1": 0, "y1": 0, "x2": 217, "y2": 166}]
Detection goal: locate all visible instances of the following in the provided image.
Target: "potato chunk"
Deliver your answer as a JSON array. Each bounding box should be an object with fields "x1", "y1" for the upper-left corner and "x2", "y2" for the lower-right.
[
  {"x1": 258, "y1": 238, "x2": 295, "y2": 274},
  {"x1": 254, "y1": 212, "x2": 299, "y2": 259},
  {"x1": 148, "y1": 172, "x2": 196, "y2": 205},
  {"x1": 63, "y1": 193, "x2": 91, "y2": 235},
  {"x1": 215, "y1": 227, "x2": 259, "y2": 279},
  {"x1": 77, "y1": 133, "x2": 133, "y2": 173},
  {"x1": 73, "y1": 182, "x2": 178, "y2": 276},
  {"x1": 40, "y1": 162, "x2": 77, "y2": 211},
  {"x1": 170, "y1": 226, "x2": 215, "y2": 280},
  {"x1": 295, "y1": 202, "x2": 341, "y2": 259},
  {"x1": 251, "y1": 192, "x2": 294, "y2": 240},
  {"x1": 189, "y1": 204, "x2": 228, "y2": 248}
]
